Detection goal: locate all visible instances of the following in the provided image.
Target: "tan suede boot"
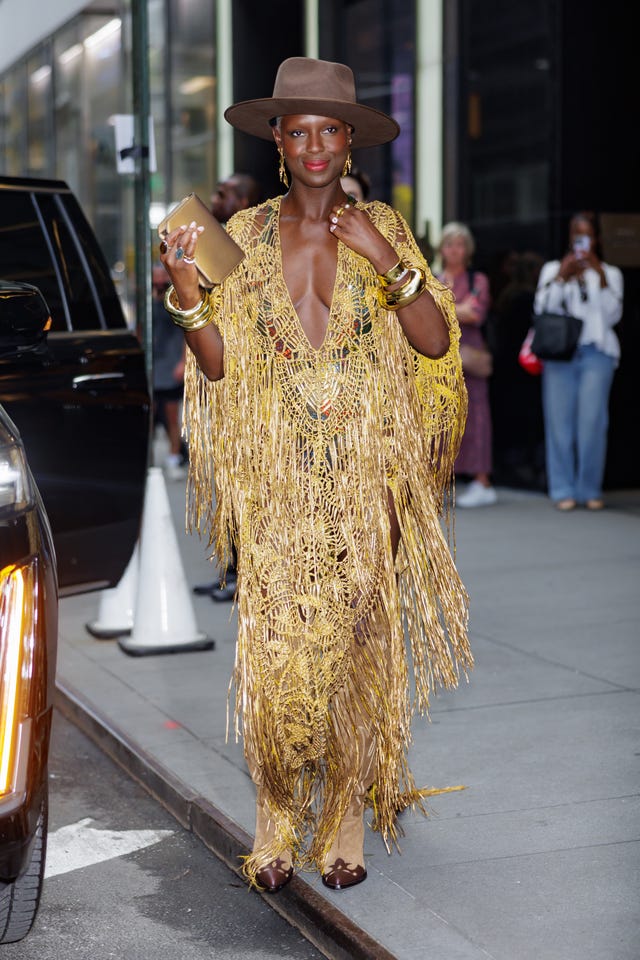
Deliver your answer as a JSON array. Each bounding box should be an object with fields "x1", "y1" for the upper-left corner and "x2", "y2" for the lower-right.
[
  {"x1": 253, "y1": 796, "x2": 293, "y2": 893},
  {"x1": 321, "y1": 720, "x2": 375, "y2": 890},
  {"x1": 321, "y1": 794, "x2": 367, "y2": 889},
  {"x1": 245, "y1": 744, "x2": 293, "y2": 894}
]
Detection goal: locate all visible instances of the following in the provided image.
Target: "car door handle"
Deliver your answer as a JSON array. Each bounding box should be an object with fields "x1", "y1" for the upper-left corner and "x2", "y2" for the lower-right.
[{"x1": 72, "y1": 373, "x2": 126, "y2": 389}]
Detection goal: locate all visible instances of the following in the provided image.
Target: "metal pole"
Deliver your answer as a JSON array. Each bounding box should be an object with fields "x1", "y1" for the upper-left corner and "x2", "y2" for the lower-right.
[
  {"x1": 216, "y1": 0, "x2": 234, "y2": 180},
  {"x1": 131, "y1": 0, "x2": 153, "y2": 461}
]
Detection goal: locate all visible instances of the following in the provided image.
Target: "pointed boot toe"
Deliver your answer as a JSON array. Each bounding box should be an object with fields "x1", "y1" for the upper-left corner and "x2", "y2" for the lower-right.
[
  {"x1": 255, "y1": 858, "x2": 293, "y2": 893},
  {"x1": 321, "y1": 858, "x2": 367, "y2": 890}
]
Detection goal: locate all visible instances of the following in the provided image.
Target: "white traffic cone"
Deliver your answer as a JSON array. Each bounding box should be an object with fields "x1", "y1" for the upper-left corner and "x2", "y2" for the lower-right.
[
  {"x1": 118, "y1": 466, "x2": 214, "y2": 656},
  {"x1": 85, "y1": 542, "x2": 139, "y2": 639}
]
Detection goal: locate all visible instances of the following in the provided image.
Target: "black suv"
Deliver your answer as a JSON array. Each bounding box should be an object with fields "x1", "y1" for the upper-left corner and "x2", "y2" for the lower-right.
[
  {"x1": 0, "y1": 177, "x2": 150, "y2": 944},
  {"x1": 0, "y1": 176, "x2": 149, "y2": 591}
]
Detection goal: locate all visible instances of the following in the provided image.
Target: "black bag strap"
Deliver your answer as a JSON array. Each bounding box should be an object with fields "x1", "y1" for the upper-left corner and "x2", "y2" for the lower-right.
[{"x1": 544, "y1": 279, "x2": 568, "y2": 315}]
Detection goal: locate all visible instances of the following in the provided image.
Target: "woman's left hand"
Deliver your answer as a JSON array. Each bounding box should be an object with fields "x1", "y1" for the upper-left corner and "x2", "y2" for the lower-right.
[
  {"x1": 580, "y1": 246, "x2": 602, "y2": 273},
  {"x1": 329, "y1": 201, "x2": 450, "y2": 358},
  {"x1": 328, "y1": 201, "x2": 398, "y2": 275},
  {"x1": 456, "y1": 296, "x2": 481, "y2": 324}
]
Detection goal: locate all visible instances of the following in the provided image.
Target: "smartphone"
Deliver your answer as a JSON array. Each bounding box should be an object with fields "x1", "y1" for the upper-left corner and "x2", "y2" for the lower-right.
[{"x1": 573, "y1": 235, "x2": 590, "y2": 256}]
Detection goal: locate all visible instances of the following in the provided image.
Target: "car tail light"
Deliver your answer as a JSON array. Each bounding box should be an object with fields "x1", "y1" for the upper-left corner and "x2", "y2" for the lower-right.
[{"x1": 0, "y1": 561, "x2": 37, "y2": 800}]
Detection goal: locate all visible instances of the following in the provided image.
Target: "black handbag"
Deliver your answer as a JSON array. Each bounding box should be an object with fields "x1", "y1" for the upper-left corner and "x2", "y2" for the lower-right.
[{"x1": 531, "y1": 294, "x2": 583, "y2": 361}]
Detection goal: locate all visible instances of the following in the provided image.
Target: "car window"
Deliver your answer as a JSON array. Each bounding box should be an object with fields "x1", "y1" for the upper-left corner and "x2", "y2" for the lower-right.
[
  {"x1": 0, "y1": 187, "x2": 128, "y2": 334},
  {"x1": 58, "y1": 193, "x2": 126, "y2": 331},
  {"x1": 0, "y1": 191, "x2": 71, "y2": 331},
  {"x1": 36, "y1": 194, "x2": 105, "y2": 332}
]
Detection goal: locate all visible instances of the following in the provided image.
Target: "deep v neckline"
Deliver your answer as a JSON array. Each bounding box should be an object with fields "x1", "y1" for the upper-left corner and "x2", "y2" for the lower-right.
[{"x1": 273, "y1": 196, "x2": 340, "y2": 354}]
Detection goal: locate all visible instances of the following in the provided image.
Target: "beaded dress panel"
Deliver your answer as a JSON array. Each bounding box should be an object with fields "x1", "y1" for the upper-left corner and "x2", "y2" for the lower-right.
[{"x1": 183, "y1": 197, "x2": 471, "y2": 880}]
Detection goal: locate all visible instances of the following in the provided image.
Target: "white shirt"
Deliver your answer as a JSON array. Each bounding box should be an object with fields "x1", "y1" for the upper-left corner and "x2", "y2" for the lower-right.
[{"x1": 534, "y1": 260, "x2": 623, "y2": 363}]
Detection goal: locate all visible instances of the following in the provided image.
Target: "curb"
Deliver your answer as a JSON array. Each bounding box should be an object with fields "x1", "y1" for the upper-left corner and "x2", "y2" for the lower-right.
[{"x1": 55, "y1": 678, "x2": 398, "y2": 960}]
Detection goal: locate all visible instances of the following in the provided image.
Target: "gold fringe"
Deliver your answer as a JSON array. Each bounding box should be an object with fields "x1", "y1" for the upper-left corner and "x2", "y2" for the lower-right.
[{"x1": 183, "y1": 197, "x2": 471, "y2": 882}]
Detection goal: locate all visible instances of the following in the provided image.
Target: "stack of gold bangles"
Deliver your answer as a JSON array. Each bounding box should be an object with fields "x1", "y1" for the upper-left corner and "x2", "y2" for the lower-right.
[
  {"x1": 164, "y1": 284, "x2": 214, "y2": 331},
  {"x1": 376, "y1": 260, "x2": 426, "y2": 311}
]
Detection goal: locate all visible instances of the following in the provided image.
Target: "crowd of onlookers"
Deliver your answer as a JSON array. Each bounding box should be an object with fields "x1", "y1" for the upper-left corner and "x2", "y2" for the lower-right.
[{"x1": 435, "y1": 212, "x2": 622, "y2": 512}]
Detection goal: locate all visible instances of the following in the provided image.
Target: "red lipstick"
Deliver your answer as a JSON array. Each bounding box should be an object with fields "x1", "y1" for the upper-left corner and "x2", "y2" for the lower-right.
[{"x1": 303, "y1": 160, "x2": 329, "y2": 171}]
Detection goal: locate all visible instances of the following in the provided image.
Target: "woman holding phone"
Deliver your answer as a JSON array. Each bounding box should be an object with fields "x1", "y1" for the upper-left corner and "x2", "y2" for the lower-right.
[
  {"x1": 158, "y1": 57, "x2": 471, "y2": 893},
  {"x1": 533, "y1": 212, "x2": 623, "y2": 510}
]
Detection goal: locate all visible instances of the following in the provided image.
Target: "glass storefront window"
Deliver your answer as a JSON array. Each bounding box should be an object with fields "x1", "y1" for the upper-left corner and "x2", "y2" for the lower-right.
[
  {"x1": 321, "y1": 0, "x2": 416, "y2": 226},
  {"x1": 464, "y1": 0, "x2": 553, "y2": 254},
  {"x1": 168, "y1": 0, "x2": 216, "y2": 206},
  {"x1": 0, "y1": 2, "x2": 217, "y2": 329},
  {"x1": 82, "y1": 15, "x2": 125, "y2": 275},
  {"x1": 1, "y1": 64, "x2": 28, "y2": 176},
  {"x1": 27, "y1": 45, "x2": 54, "y2": 176},
  {"x1": 54, "y1": 24, "x2": 85, "y2": 198}
]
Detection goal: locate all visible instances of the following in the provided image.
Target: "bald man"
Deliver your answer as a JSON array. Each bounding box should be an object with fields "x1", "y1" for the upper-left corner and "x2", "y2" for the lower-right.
[{"x1": 210, "y1": 172, "x2": 261, "y2": 224}]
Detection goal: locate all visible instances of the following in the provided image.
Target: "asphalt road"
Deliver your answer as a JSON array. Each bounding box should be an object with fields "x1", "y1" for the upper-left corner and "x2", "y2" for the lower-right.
[{"x1": 1, "y1": 710, "x2": 322, "y2": 960}]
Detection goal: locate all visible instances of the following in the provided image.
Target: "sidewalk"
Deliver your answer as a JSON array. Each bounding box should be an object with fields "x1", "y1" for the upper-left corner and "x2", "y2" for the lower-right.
[{"x1": 55, "y1": 472, "x2": 640, "y2": 960}]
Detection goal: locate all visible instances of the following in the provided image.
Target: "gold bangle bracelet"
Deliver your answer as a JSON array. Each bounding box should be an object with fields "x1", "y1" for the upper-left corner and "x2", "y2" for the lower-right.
[
  {"x1": 376, "y1": 259, "x2": 407, "y2": 286},
  {"x1": 378, "y1": 267, "x2": 426, "y2": 311},
  {"x1": 173, "y1": 307, "x2": 214, "y2": 332},
  {"x1": 164, "y1": 284, "x2": 205, "y2": 319},
  {"x1": 164, "y1": 285, "x2": 214, "y2": 331}
]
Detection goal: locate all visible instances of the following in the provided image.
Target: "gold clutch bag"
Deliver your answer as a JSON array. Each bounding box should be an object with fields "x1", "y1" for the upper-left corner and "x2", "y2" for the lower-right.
[{"x1": 157, "y1": 193, "x2": 245, "y2": 287}]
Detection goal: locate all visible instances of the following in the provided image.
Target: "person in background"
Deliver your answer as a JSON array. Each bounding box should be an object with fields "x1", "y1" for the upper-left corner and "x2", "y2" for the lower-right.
[
  {"x1": 533, "y1": 211, "x2": 623, "y2": 511},
  {"x1": 159, "y1": 56, "x2": 471, "y2": 894},
  {"x1": 192, "y1": 171, "x2": 263, "y2": 599},
  {"x1": 211, "y1": 172, "x2": 261, "y2": 223},
  {"x1": 340, "y1": 165, "x2": 371, "y2": 203},
  {"x1": 152, "y1": 264, "x2": 187, "y2": 480},
  {"x1": 437, "y1": 222, "x2": 496, "y2": 506}
]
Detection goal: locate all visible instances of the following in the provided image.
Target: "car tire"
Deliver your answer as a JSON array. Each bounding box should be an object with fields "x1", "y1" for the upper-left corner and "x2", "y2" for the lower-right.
[{"x1": 0, "y1": 785, "x2": 48, "y2": 944}]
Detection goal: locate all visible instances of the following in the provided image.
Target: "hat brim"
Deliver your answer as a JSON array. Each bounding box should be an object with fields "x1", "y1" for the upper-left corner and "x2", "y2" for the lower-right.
[{"x1": 224, "y1": 98, "x2": 400, "y2": 149}]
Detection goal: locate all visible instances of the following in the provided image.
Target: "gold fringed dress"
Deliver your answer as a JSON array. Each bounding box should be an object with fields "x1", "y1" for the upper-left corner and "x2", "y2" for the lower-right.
[{"x1": 183, "y1": 196, "x2": 472, "y2": 881}]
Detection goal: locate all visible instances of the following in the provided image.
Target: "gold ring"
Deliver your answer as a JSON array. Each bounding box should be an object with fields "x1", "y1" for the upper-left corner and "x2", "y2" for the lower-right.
[{"x1": 336, "y1": 206, "x2": 345, "y2": 218}]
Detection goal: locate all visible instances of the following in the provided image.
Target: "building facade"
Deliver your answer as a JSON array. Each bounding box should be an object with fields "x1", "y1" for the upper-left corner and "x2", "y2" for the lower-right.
[{"x1": 0, "y1": 0, "x2": 637, "y2": 487}]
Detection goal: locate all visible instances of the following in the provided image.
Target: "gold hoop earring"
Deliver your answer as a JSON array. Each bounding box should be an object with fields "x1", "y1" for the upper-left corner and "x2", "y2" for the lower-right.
[
  {"x1": 341, "y1": 151, "x2": 352, "y2": 178},
  {"x1": 278, "y1": 147, "x2": 289, "y2": 188}
]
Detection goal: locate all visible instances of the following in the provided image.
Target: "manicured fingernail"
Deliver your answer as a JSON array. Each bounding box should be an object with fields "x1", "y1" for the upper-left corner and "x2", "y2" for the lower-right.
[
  {"x1": 189, "y1": 220, "x2": 196, "y2": 228},
  {"x1": 180, "y1": 224, "x2": 186, "y2": 230},
  {"x1": 331, "y1": 216, "x2": 338, "y2": 224}
]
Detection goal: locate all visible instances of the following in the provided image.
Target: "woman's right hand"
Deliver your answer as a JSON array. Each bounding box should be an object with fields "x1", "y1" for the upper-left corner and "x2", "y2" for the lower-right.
[
  {"x1": 557, "y1": 251, "x2": 581, "y2": 282},
  {"x1": 159, "y1": 220, "x2": 225, "y2": 381},
  {"x1": 158, "y1": 221, "x2": 205, "y2": 308}
]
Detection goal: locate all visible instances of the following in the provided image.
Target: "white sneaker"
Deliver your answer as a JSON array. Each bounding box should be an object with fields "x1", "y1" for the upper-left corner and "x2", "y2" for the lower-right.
[
  {"x1": 457, "y1": 481, "x2": 497, "y2": 507},
  {"x1": 164, "y1": 453, "x2": 187, "y2": 481}
]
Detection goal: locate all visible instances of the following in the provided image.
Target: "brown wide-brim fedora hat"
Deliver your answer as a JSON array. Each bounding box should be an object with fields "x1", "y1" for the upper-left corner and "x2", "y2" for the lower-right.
[{"x1": 224, "y1": 57, "x2": 400, "y2": 150}]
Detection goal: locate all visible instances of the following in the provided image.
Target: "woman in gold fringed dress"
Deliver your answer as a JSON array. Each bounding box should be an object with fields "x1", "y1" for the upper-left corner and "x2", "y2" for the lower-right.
[{"x1": 159, "y1": 57, "x2": 472, "y2": 893}]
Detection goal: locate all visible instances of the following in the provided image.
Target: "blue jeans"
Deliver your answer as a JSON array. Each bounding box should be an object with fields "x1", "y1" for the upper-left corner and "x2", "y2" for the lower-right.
[{"x1": 542, "y1": 343, "x2": 616, "y2": 502}]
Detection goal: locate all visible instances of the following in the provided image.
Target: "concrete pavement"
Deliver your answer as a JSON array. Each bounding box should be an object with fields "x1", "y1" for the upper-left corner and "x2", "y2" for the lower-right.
[{"x1": 55, "y1": 466, "x2": 640, "y2": 960}]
